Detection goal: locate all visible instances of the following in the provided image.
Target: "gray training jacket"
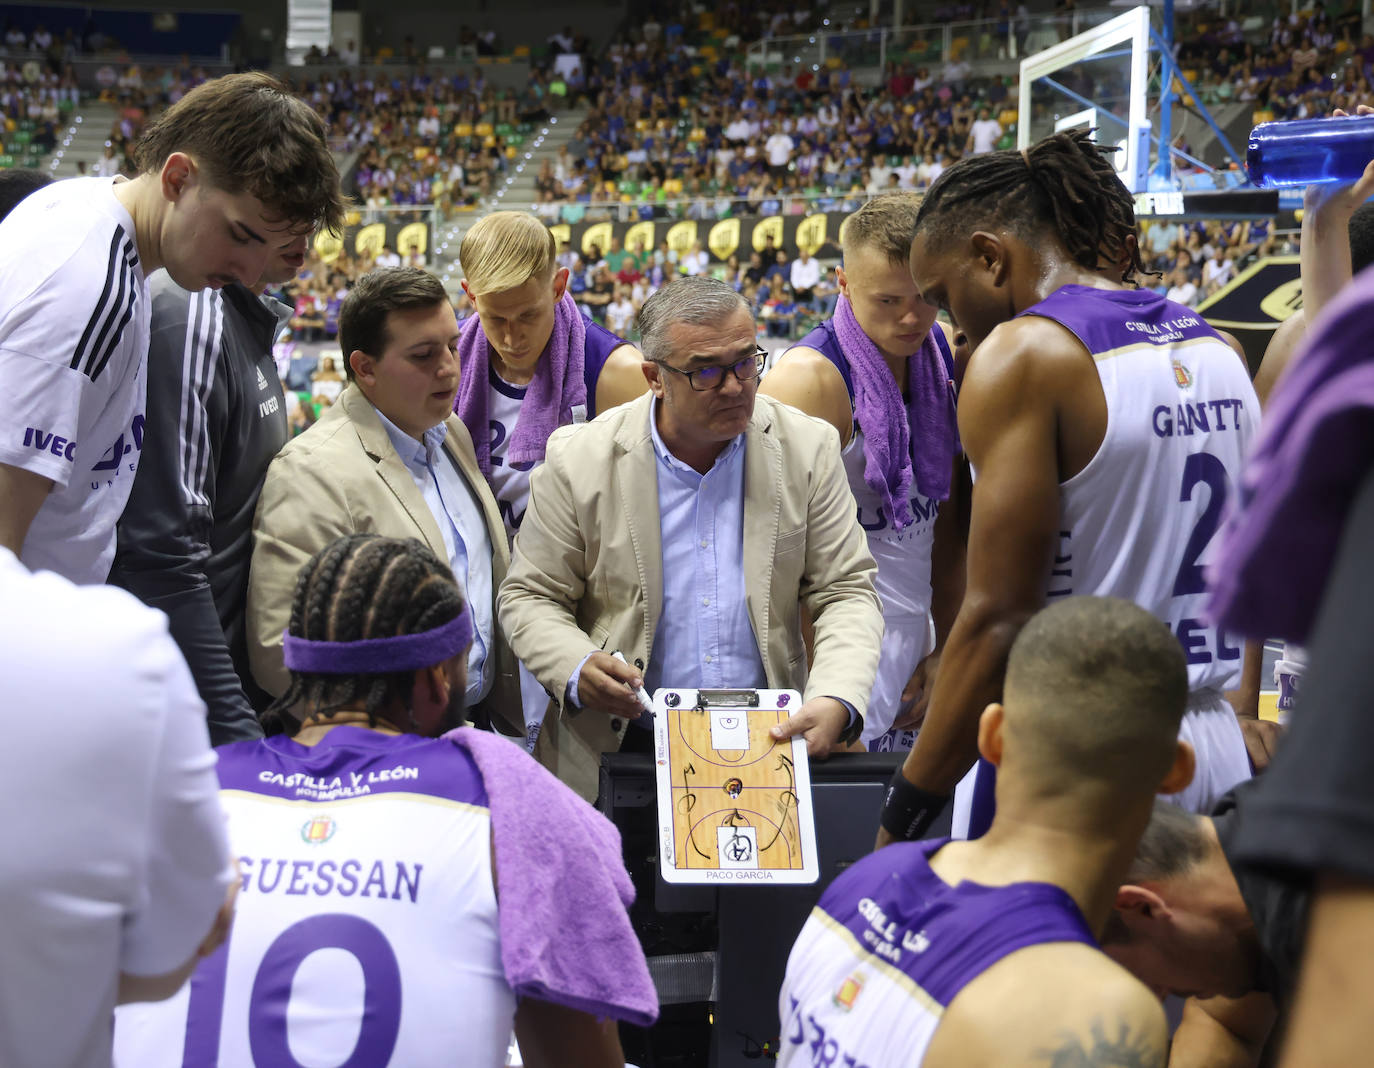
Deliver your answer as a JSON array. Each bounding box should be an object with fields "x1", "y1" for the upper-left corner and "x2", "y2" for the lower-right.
[{"x1": 110, "y1": 274, "x2": 290, "y2": 745}]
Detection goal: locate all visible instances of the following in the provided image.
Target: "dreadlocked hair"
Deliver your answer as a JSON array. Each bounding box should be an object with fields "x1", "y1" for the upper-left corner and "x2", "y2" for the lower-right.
[
  {"x1": 914, "y1": 129, "x2": 1150, "y2": 285},
  {"x1": 260, "y1": 534, "x2": 467, "y2": 737}
]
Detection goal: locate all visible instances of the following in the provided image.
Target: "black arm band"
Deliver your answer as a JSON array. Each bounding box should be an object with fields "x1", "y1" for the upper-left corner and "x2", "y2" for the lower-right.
[{"x1": 880, "y1": 768, "x2": 950, "y2": 842}]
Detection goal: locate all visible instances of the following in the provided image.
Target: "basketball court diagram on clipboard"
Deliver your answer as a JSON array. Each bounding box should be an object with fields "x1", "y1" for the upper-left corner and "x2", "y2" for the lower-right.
[{"x1": 653, "y1": 688, "x2": 819, "y2": 885}]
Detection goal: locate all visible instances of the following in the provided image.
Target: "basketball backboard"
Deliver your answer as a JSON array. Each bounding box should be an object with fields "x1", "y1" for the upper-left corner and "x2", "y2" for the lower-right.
[{"x1": 1017, "y1": 6, "x2": 1153, "y2": 192}]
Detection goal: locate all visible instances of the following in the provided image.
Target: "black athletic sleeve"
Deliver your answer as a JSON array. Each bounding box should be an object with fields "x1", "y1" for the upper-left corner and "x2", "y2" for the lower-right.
[
  {"x1": 1230, "y1": 463, "x2": 1374, "y2": 881},
  {"x1": 110, "y1": 286, "x2": 263, "y2": 745}
]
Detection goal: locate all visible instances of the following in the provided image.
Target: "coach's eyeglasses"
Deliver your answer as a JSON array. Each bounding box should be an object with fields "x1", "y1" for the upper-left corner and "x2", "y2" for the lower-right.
[{"x1": 658, "y1": 348, "x2": 767, "y2": 391}]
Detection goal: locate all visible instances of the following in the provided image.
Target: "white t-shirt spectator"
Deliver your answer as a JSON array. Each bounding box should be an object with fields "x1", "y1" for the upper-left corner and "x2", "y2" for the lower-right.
[
  {"x1": 681, "y1": 248, "x2": 710, "y2": 276},
  {"x1": 766, "y1": 132, "x2": 795, "y2": 166},
  {"x1": 1203, "y1": 256, "x2": 1234, "y2": 289},
  {"x1": 92, "y1": 151, "x2": 121, "y2": 178},
  {"x1": 725, "y1": 118, "x2": 752, "y2": 143},
  {"x1": 376, "y1": 248, "x2": 402, "y2": 268},
  {"x1": 0, "y1": 547, "x2": 231, "y2": 1068},
  {"x1": 970, "y1": 117, "x2": 1003, "y2": 154},
  {"x1": 606, "y1": 297, "x2": 636, "y2": 336},
  {"x1": 790, "y1": 255, "x2": 821, "y2": 294},
  {"x1": 894, "y1": 162, "x2": 918, "y2": 188},
  {"x1": 1167, "y1": 278, "x2": 1199, "y2": 306},
  {"x1": 0, "y1": 177, "x2": 151, "y2": 584},
  {"x1": 942, "y1": 58, "x2": 971, "y2": 83}
]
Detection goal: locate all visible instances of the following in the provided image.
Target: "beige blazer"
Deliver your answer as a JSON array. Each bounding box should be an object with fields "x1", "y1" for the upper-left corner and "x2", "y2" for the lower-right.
[
  {"x1": 498, "y1": 391, "x2": 883, "y2": 799},
  {"x1": 247, "y1": 385, "x2": 520, "y2": 734}
]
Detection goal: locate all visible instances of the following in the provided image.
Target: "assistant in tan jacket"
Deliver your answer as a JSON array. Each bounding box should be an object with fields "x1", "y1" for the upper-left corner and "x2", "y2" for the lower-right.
[
  {"x1": 247, "y1": 269, "x2": 520, "y2": 736},
  {"x1": 498, "y1": 278, "x2": 883, "y2": 799}
]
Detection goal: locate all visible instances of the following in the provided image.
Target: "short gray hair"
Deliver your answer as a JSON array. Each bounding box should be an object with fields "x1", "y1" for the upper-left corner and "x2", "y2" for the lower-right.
[
  {"x1": 1126, "y1": 800, "x2": 1211, "y2": 884},
  {"x1": 636, "y1": 276, "x2": 753, "y2": 364},
  {"x1": 1100, "y1": 799, "x2": 1211, "y2": 947}
]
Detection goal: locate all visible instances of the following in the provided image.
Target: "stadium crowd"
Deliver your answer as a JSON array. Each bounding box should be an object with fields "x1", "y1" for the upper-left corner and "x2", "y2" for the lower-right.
[
  {"x1": 8, "y1": 8, "x2": 1374, "y2": 1063},
  {"x1": 530, "y1": 45, "x2": 1019, "y2": 226}
]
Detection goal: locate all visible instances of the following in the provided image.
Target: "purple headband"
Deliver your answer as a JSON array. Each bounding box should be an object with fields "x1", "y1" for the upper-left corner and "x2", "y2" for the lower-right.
[{"x1": 282, "y1": 610, "x2": 474, "y2": 675}]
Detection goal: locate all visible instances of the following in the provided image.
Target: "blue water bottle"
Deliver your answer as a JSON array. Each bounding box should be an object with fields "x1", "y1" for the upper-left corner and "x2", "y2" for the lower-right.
[{"x1": 1247, "y1": 115, "x2": 1374, "y2": 188}]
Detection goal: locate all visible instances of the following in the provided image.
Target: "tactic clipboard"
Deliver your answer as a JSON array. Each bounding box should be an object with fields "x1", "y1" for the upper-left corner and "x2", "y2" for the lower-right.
[{"x1": 652, "y1": 688, "x2": 819, "y2": 885}]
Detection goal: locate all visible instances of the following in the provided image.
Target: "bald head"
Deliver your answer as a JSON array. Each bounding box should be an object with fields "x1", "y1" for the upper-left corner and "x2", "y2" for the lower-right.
[{"x1": 998, "y1": 597, "x2": 1190, "y2": 803}]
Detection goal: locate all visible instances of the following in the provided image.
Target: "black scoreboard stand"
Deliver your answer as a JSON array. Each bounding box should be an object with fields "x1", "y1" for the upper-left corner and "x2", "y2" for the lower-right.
[{"x1": 598, "y1": 750, "x2": 953, "y2": 1067}]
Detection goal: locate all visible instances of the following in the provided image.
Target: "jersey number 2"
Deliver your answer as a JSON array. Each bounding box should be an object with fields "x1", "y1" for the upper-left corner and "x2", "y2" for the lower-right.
[
  {"x1": 183, "y1": 913, "x2": 402, "y2": 1067},
  {"x1": 1172, "y1": 452, "x2": 1229, "y2": 597}
]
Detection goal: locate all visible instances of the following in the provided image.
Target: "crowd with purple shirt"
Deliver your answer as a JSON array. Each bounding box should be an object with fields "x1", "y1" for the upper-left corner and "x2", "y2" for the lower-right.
[
  {"x1": 0, "y1": 63, "x2": 71, "y2": 161},
  {"x1": 534, "y1": 38, "x2": 1021, "y2": 225},
  {"x1": 1140, "y1": 216, "x2": 1290, "y2": 309},
  {"x1": 314, "y1": 66, "x2": 521, "y2": 215},
  {"x1": 1175, "y1": 4, "x2": 1373, "y2": 117}
]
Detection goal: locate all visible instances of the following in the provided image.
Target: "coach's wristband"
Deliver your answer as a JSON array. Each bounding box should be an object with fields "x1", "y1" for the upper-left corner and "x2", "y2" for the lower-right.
[{"x1": 880, "y1": 769, "x2": 950, "y2": 842}]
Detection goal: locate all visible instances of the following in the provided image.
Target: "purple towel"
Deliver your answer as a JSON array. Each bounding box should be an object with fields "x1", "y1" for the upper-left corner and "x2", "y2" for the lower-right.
[
  {"x1": 454, "y1": 289, "x2": 587, "y2": 474},
  {"x1": 1210, "y1": 266, "x2": 1374, "y2": 643},
  {"x1": 443, "y1": 726, "x2": 658, "y2": 1027},
  {"x1": 832, "y1": 294, "x2": 959, "y2": 526}
]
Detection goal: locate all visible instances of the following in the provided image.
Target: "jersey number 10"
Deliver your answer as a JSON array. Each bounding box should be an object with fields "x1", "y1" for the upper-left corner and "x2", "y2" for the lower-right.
[{"x1": 182, "y1": 913, "x2": 402, "y2": 1066}]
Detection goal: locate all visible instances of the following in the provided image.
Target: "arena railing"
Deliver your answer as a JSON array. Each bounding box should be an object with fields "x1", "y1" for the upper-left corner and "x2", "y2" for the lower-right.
[
  {"x1": 493, "y1": 161, "x2": 1251, "y2": 224},
  {"x1": 65, "y1": 54, "x2": 233, "y2": 94},
  {"x1": 276, "y1": 56, "x2": 533, "y2": 93},
  {"x1": 743, "y1": 6, "x2": 1124, "y2": 74},
  {"x1": 498, "y1": 189, "x2": 896, "y2": 222}
]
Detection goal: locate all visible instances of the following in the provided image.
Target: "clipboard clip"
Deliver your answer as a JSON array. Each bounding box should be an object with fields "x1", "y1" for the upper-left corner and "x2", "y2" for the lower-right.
[{"x1": 693, "y1": 688, "x2": 761, "y2": 710}]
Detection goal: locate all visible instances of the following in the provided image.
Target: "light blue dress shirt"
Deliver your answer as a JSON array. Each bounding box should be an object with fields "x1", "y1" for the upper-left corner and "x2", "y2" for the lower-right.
[
  {"x1": 374, "y1": 408, "x2": 495, "y2": 706},
  {"x1": 642, "y1": 402, "x2": 766, "y2": 694}
]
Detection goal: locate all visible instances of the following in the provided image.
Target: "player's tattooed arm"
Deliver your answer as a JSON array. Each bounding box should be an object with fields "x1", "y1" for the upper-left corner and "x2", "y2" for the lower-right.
[{"x1": 1035, "y1": 1020, "x2": 1166, "y2": 1068}]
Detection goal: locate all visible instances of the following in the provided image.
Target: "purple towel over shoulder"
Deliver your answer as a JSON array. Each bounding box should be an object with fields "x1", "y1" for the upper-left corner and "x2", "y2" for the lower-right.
[
  {"x1": 444, "y1": 726, "x2": 658, "y2": 1027},
  {"x1": 1210, "y1": 265, "x2": 1374, "y2": 643},
  {"x1": 454, "y1": 289, "x2": 587, "y2": 474},
  {"x1": 832, "y1": 294, "x2": 959, "y2": 526}
]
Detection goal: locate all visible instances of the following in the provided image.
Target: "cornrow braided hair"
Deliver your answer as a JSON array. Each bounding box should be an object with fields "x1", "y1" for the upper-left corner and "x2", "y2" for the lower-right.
[
  {"x1": 261, "y1": 534, "x2": 467, "y2": 737},
  {"x1": 914, "y1": 129, "x2": 1150, "y2": 284}
]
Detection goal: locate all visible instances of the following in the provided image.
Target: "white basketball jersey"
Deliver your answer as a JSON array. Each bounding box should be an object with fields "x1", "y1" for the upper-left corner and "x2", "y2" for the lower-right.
[
  {"x1": 841, "y1": 426, "x2": 939, "y2": 621},
  {"x1": 487, "y1": 370, "x2": 535, "y2": 542},
  {"x1": 779, "y1": 839, "x2": 1095, "y2": 1068},
  {"x1": 1026, "y1": 285, "x2": 1259, "y2": 694},
  {"x1": 113, "y1": 728, "x2": 515, "y2": 1068}
]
